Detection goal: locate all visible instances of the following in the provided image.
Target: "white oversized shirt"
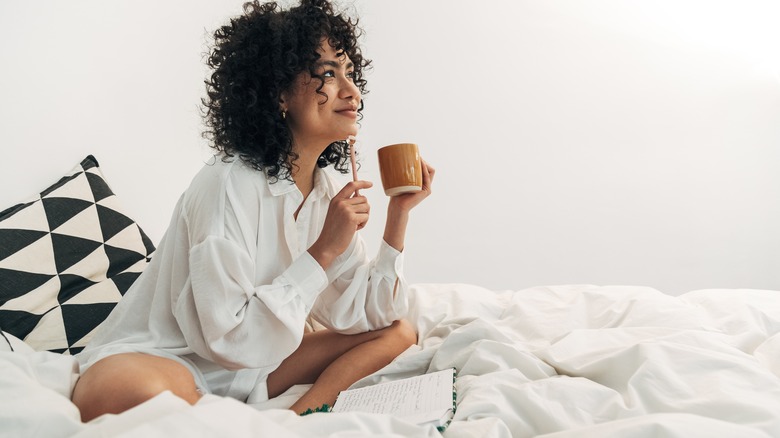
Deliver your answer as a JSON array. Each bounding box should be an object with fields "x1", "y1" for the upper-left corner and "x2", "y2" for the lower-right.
[{"x1": 77, "y1": 158, "x2": 408, "y2": 398}]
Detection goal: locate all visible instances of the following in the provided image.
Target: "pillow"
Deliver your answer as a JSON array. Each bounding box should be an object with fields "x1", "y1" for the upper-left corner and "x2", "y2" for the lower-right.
[
  {"x1": 0, "y1": 155, "x2": 155, "y2": 354},
  {"x1": 1, "y1": 331, "x2": 34, "y2": 354}
]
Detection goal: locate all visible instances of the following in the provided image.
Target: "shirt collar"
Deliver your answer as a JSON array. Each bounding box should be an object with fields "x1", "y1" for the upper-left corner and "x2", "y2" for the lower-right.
[
  {"x1": 266, "y1": 166, "x2": 334, "y2": 200},
  {"x1": 311, "y1": 167, "x2": 334, "y2": 201},
  {"x1": 266, "y1": 173, "x2": 297, "y2": 197}
]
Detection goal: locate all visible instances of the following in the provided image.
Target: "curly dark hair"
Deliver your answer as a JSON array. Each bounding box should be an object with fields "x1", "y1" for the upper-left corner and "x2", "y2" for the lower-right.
[{"x1": 202, "y1": 0, "x2": 370, "y2": 181}]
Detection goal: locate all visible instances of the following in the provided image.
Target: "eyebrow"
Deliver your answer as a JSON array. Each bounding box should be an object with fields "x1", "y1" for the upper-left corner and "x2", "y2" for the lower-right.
[{"x1": 315, "y1": 59, "x2": 354, "y2": 70}]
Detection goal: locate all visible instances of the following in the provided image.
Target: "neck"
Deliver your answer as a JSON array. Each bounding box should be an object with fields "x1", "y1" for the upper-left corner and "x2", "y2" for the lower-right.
[{"x1": 290, "y1": 140, "x2": 326, "y2": 199}]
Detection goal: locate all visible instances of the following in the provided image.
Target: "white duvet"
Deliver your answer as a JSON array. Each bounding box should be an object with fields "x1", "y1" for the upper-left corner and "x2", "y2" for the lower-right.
[{"x1": 2, "y1": 284, "x2": 779, "y2": 437}]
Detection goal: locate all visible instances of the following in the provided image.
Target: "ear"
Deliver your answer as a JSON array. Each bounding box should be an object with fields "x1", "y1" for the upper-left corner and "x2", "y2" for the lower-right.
[{"x1": 278, "y1": 92, "x2": 288, "y2": 112}]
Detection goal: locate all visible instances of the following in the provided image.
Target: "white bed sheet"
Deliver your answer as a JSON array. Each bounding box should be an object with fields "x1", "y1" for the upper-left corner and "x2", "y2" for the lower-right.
[{"x1": 2, "y1": 284, "x2": 779, "y2": 437}]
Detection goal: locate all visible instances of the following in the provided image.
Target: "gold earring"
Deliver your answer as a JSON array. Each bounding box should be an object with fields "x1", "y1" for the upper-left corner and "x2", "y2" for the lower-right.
[{"x1": 281, "y1": 110, "x2": 287, "y2": 120}]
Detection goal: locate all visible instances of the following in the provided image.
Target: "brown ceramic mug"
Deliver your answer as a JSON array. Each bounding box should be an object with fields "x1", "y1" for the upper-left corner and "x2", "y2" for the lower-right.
[{"x1": 377, "y1": 143, "x2": 423, "y2": 196}]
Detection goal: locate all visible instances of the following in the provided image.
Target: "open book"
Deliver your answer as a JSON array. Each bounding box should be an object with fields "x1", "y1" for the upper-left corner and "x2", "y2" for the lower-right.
[{"x1": 331, "y1": 368, "x2": 456, "y2": 431}]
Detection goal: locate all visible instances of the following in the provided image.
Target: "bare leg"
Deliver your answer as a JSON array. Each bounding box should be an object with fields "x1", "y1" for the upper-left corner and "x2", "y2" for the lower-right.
[
  {"x1": 267, "y1": 319, "x2": 417, "y2": 414},
  {"x1": 72, "y1": 353, "x2": 202, "y2": 422}
]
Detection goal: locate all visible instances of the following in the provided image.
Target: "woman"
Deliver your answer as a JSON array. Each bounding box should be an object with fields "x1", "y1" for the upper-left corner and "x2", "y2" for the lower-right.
[{"x1": 72, "y1": 0, "x2": 434, "y2": 422}]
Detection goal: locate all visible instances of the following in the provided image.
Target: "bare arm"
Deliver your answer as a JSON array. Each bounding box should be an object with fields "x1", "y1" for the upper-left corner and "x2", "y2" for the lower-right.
[{"x1": 383, "y1": 159, "x2": 435, "y2": 251}]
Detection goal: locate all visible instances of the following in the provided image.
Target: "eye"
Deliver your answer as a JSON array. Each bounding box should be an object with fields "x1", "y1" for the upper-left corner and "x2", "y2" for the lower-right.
[
  {"x1": 346, "y1": 71, "x2": 356, "y2": 81},
  {"x1": 321, "y1": 70, "x2": 335, "y2": 78}
]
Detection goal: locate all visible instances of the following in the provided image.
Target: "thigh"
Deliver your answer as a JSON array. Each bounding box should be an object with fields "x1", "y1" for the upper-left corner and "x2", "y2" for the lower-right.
[{"x1": 266, "y1": 326, "x2": 388, "y2": 399}]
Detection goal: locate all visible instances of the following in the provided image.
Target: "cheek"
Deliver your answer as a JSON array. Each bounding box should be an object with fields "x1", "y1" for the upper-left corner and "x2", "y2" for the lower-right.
[
  {"x1": 305, "y1": 86, "x2": 331, "y2": 108},
  {"x1": 289, "y1": 94, "x2": 320, "y2": 118}
]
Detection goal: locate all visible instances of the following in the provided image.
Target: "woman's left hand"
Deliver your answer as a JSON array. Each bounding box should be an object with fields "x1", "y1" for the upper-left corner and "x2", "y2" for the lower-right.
[
  {"x1": 388, "y1": 159, "x2": 435, "y2": 213},
  {"x1": 382, "y1": 159, "x2": 435, "y2": 252}
]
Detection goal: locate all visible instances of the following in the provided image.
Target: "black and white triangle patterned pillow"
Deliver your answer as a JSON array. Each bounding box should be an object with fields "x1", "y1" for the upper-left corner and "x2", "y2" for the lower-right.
[{"x1": 0, "y1": 155, "x2": 155, "y2": 354}]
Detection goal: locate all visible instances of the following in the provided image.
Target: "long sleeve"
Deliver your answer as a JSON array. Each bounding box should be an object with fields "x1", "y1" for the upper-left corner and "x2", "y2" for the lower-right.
[
  {"x1": 78, "y1": 158, "x2": 412, "y2": 387},
  {"x1": 168, "y1": 161, "x2": 332, "y2": 371},
  {"x1": 309, "y1": 233, "x2": 410, "y2": 334},
  {"x1": 174, "y1": 235, "x2": 327, "y2": 370}
]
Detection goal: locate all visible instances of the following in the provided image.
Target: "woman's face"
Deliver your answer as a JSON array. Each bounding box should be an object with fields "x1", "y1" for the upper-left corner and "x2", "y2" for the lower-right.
[{"x1": 282, "y1": 41, "x2": 361, "y2": 152}]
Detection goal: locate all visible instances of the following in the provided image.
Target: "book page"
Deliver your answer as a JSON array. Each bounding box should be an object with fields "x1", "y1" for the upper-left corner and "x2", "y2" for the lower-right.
[{"x1": 332, "y1": 368, "x2": 454, "y2": 425}]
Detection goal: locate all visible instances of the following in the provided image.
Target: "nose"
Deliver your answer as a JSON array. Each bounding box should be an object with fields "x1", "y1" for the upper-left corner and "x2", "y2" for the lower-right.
[{"x1": 338, "y1": 76, "x2": 361, "y2": 103}]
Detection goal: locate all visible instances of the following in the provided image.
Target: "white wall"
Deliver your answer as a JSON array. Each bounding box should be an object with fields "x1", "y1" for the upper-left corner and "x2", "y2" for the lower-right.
[{"x1": 2, "y1": 0, "x2": 778, "y2": 295}]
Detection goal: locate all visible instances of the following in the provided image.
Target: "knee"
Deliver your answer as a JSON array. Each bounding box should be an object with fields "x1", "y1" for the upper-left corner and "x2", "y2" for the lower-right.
[
  {"x1": 139, "y1": 363, "x2": 200, "y2": 403},
  {"x1": 387, "y1": 319, "x2": 417, "y2": 349},
  {"x1": 72, "y1": 354, "x2": 200, "y2": 422}
]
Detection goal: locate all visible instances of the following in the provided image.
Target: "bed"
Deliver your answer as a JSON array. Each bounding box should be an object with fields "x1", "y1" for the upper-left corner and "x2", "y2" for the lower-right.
[{"x1": 2, "y1": 156, "x2": 779, "y2": 437}]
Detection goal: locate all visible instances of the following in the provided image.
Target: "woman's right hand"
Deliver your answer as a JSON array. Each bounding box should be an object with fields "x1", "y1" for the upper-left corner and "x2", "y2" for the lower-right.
[{"x1": 308, "y1": 180, "x2": 373, "y2": 270}]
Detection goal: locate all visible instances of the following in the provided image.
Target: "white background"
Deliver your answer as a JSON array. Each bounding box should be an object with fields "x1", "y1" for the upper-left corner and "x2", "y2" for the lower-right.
[{"x1": 1, "y1": 0, "x2": 778, "y2": 295}]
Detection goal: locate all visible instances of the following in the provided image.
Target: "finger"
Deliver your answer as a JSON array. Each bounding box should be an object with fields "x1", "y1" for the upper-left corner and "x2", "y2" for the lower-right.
[
  {"x1": 422, "y1": 160, "x2": 435, "y2": 178},
  {"x1": 344, "y1": 195, "x2": 370, "y2": 205},
  {"x1": 334, "y1": 180, "x2": 373, "y2": 199},
  {"x1": 356, "y1": 212, "x2": 369, "y2": 230},
  {"x1": 421, "y1": 160, "x2": 435, "y2": 188},
  {"x1": 353, "y1": 211, "x2": 370, "y2": 227},
  {"x1": 351, "y1": 201, "x2": 370, "y2": 215},
  {"x1": 338, "y1": 199, "x2": 370, "y2": 216}
]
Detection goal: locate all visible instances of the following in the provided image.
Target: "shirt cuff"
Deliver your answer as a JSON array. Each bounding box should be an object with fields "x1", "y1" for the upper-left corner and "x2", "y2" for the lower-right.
[
  {"x1": 281, "y1": 251, "x2": 329, "y2": 310},
  {"x1": 376, "y1": 239, "x2": 404, "y2": 280}
]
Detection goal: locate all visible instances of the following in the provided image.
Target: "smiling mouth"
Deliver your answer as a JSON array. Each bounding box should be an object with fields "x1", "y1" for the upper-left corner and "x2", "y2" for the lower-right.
[{"x1": 336, "y1": 108, "x2": 358, "y2": 118}]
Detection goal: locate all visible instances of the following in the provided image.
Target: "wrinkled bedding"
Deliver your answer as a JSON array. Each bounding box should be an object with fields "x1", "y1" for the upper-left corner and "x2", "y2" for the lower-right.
[{"x1": 2, "y1": 284, "x2": 779, "y2": 437}]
